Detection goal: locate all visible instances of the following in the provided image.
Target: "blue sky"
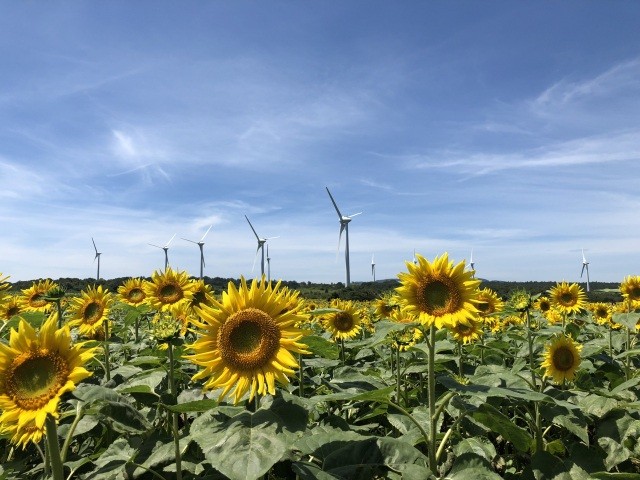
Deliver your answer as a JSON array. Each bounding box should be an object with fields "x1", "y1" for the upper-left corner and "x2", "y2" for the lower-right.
[{"x1": 1, "y1": 2, "x2": 639, "y2": 284}]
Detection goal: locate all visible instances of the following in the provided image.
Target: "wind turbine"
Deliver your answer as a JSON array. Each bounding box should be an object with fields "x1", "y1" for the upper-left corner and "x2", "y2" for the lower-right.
[
  {"x1": 326, "y1": 187, "x2": 362, "y2": 287},
  {"x1": 148, "y1": 234, "x2": 176, "y2": 272},
  {"x1": 413, "y1": 249, "x2": 418, "y2": 265},
  {"x1": 581, "y1": 248, "x2": 590, "y2": 292},
  {"x1": 469, "y1": 249, "x2": 475, "y2": 277},
  {"x1": 266, "y1": 244, "x2": 271, "y2": 283},
  {"x1": 92, "y1": 238, "x2": 101, "y2": 281},
  {"x1": 245, "y1": 215, "x2": 279, "y2": 278},
  {"x1": 371, "y1": 254, "x2": 376, "y2": 282},
  {"x1": 182, "y1": 225, "x2": 213, "y2": 280}
]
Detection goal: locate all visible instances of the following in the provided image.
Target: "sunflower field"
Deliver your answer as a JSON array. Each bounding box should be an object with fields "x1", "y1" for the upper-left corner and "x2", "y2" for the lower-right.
[{"x1": 0, "y1": 253, "x2": 639, "y2": 480}]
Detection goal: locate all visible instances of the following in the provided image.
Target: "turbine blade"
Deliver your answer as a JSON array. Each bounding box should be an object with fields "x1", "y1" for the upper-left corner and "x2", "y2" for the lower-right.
[
  {"x1": 201, "y1": 225, "x2": 213, "y2": 242},
  {"x1": 252, "y1": 246, "x2": 261, "y2": 272},
  {"x1": 245, "y1": 215, "x2": 261, "y2": 241},
  {"x1": 165, "y1": 233, "x2": 176, "y2": 247},
  {"x1": 92, "y1": 237, "x2": 98, "y2": 253},
  {"x1": 347, "y1": 212, "x2": 362, "y2": 218},
  {"x1": 581, "y1": 263, "x2": 586, "y2": 278},
  {"x1": 182, "y1": 238, "x2": 199, "y2": 245},
  {"x1": 326, "y1": 187, "x2": 343, "y2": 218},
  {"x1": 148, "y1": 243, "x2": 163, "y2": 249},
  {"x1": 336, "y1": 223, "x2": 345, "y2": 259},
  {"x1": 266, "y1": 236, "x2": 280, "y2": 240}
]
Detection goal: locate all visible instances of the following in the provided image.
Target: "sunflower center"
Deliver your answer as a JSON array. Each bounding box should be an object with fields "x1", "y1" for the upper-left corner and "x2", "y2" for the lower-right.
[
  {"x1": 6, "y1": 350, "x2": 69, "y2": 410},
  {"x1": 629, "y1": 286, "x2": 640, "y2": 301},
  {"x1": 29, "y1": 293, "x2": 47, "y2": 308},
  {"x1": 6, "y1": 306, "x2": 20, "y2": 318},
  {"x1": 558, "y1": 292, "x2": 576, "y2": 306},
  {"x1": 552, "y1": 346, "x2": 574, "y2": 372},
  {"x1": 417, "y1": 277, "x2": 461, "y2": 317},
  {"x1": 127, "y1": 288, "x2": 145, "y2": 303},
  {"x1": 539, "y1": 301, "x2": 550, "y2": 312},
  {"x1": 333, "y1": 312, "x2": 355, "y2": 331},
  {"x1": 476, "y1": 301, "x2": 491, "y2": 314},
  {"x1": 83, "y1": 301, "x2": 104, "y2": 324},
  {"x1": 160, "y1": 284, "x2": 183, "y2": 303},
  {"x1": 218, "y1": 308, "x2": 281, "y2": 371}
]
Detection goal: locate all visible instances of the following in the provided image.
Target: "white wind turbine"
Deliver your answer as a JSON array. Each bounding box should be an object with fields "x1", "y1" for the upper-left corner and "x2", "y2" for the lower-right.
[
  {"x1": 266, "y1": 244, "x2": 271, "y2": 283},
  {"x1": 245, "y1": 215, "x2": 279, "y2": 278},
  {"x1": 148, "y1": 234, "x2": 176, "y2": 272},
  {"x1": 371, "y1": 254, "x2": 376, "y2": 282},
  {"x1": 581, "y1": 248, "x2": 590, "y2": 292},
  {"x1": 92, "y1": 238, "x2": 102, "y2": 281},
  {"x1": 326, "y1": 187, "x2": 362, "y2": 287},
  {"x1": 182, "y1": 225, "x2": 213, "y2": 280},
  {"x1": 469, "y1": 249, "x2": 475, "y2": 277}
]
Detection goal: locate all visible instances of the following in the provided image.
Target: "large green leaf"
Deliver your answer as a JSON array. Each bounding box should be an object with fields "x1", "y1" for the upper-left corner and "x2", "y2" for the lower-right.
[
  {"x1": 89, "y1": 437, "x2": 137, "y2": 480},
  {"x1": 348, "y1": 320, "x2": 408, "y2": 349},
  {"x1": 439, "y1": 375, "x2": 550, "y2": 403},
  {"x1": 471, "y1": 403, "x2": 533, "y2": 452},
  {"x1": 190, "y1": 395, "x2": 308, "y2": 480},
  {"x1": 612, "y1": 313, "x2": 640, "y2": 330},
  {"x1": 301, "y1": 334, "x2": 340, "y2": 360},
  {"x1": 164, "y1": 398, "x2": 218, "y2": 413},
  {"x1": 597, "y1": 409, "x2": 640, "y2": 470},
  {"x1": 99, "y1": 401, "x2": 152, "y2": 433}
]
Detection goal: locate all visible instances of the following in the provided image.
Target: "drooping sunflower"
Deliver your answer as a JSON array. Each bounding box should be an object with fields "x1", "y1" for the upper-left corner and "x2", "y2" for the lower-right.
[
  {"x1": 589, "y1": 302, "x2": 613, "y2": 325},
  {"x1": 548, "y1": 281, "x2": 587, "y2": 315},
  {"x1": 374, "y1": 293, "x2": 401, "y2": 320},
  {"x1": 541, "y1": 335, "x2": 582, "y2": 384},
  {"x1": 117, "y1": 278, "x2": 147, "y2": 306},
  {"x1": 0, "y1": 273, "x2": 10, "y2": 297},
  {"x1": 500, "y1": 314, "x2": 525, "y2": 330},
  {"x1": 0, "y1": 296, "x2": 25, "y2": 322},
  {"x1": 321, "y1": 299, "x2": 363, "y2": 340},
  {"x1": 21, "y1": 279, "x2": 58, "y2": 313},
  {"x1": 0, "y1": 313, "x2": 96, "y2": 447},
  {"x1": 620, "y1": 276, "x2": 640, "y2": 307},
  {"x1": 169, "y1": 301, "x2": 197, "y2": 336},
  {"x1": 449, "y1": 318, "x2": 483, "y2": 345},
  {"x1": 68, "y1": 285, "x2": 113, "y2": 338},
  {"x1": 185, "y1": 277, "x2": 310, "y2": 404},
  {"x1": 396, "y1": 253, "x2": 481, "y2": 329},
  {"x1": 144, "y1": 268, "x2": 196, "y2": 311},
  {"x1": 544, "y1": 308, "x2": 564, "y2": 325}
]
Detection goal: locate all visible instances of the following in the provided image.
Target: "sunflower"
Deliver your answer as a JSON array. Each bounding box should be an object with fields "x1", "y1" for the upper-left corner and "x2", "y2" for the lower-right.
[
  {"x1": 374, "y1": 293, "x2": 400, "y2": 319},
  {"x1": 548, "y1": 281, "x2": 587, "y2": 315},
  {"x1": 144, "y1": 268, "x2": 196, "y2": 311},
  {"x1": 321, "y1": 299, "x2": 363, "y2": 340},
  {"x1": 620, "y1": 276, "x2": 640, "y2": 307},
  {"x1": 0, "y1": 313, "x2": 96, "y2": 447},
  {"x1": 449, "y1": 318, "x2": 483, "y2": 344},
  {"x1": 185, "y1": 277, "x2": 309, "y2": 404},
  {"x1": 0, "y1": 296, "x2": 25, "y2": 322},
  {"x1": 500, "y1": 314, "x2": 525, "y2": 330},
  {"x1": 188, "y1": 279, "x2": 215, "y2": 311},
  {"x1": 117, "y1": 278, "x2": 147, "y2": 306},
  {"x1": 396, "y1": 253, "x2": 480, "y2": 329},
  {"x1": 507, "y1": 289, "x2": 532, "y2": 312},
  {"x1": 544, "y1": 308, "x2": 564, "y2": 325},
  {"x1": 21, "y1": 279, "x2": 58, "y2": 313},
  {"x1": 541, "y1": 335, "x2": 582, "y2": 384},
  {"x1": 68, "y1": 285, "x2": 113, "y2": 338},
  {"x1": 535, "y1": 296, "x2": 552, "y2": 314},
  {"x1": 0, "y1": 273, "x2": 9, "y2": 297},
  {"x1": 589, "y1": 302, "x2": 613, "y2": 325},
  {"x1": 169, "y1": 301, "x2": 197, "y2": 336},
  {"x1": 476, "y1": 288, "x2": 504, "y2": 318}
]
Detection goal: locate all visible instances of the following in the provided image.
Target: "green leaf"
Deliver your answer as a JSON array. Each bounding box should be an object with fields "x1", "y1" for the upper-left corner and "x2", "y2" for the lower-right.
[
  {"x1": 591, "y1": 474, "x2": 640, "y2": 480},
  {"x1": 190, "y1": 395, "x2": 308, "y2": 480},
  {"x1": 471, "y1": 403, "x2": 533, "y2": 452},
  {"x1": 73, "y1": 385, "x2": 123, "y2": 404},
  {"x1": 115, "y1": 368, "x2": 166, "y2": 395},
  {"x1": 310, "y1": 386, "x2": 395, "y2": 403},
  {"x1": 438, "y1": 375, "x2": 550, "y2": 403},
  {"x1": 612, "y1": 312, "x2": 640, "y2": 330},
  {"x1": 348, "y1": 320, "x2": 408, "y2": 348},
  {"x1": 597, "y1": 410, "x2": 640, "y2": 470},
  {"x1": 90, "y1": 437, "x2": 136, "y2": 480},
  {"x1": 163, "y1": 398, "x2": 218, "y2": 413},
  {"x1": 99, "y1": 401, "x2": 152, "y2": 433},
  {"x1": 453, "y1": 437, "x2": 497, "y2": 463},
  {"x1": 301, "y1": 334, "x2": 340, "y2": 360}
]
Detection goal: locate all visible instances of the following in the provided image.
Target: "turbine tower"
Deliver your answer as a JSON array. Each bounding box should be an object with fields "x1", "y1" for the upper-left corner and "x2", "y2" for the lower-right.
[
  {"x1": 371, "y1": 254, "x2": 376, "y2": 282},
  {"x1": 326, "y1": 187, "x2": 362, "y2": 287},
  {"x1": 182, "y1": 225, "x2": 213, "y2": 280},
  {"x1": 469, "y1": 249, "x2": 475, "y2": 278},
  {"x1": 245, "y1": 215, "x2": 278, "y2": 278},
  {"x1": 266, "y1": 244, "x2": 271, "y2": 283},
  {"x1": 92, "y1": 238, "x2": 101, "y2": 281},
  {"x1": 148, "y1": 234, "x2": 176, "y2": 272},
  {"x1": 581, "y1": 248, "x2": 590, "y2": 292}
]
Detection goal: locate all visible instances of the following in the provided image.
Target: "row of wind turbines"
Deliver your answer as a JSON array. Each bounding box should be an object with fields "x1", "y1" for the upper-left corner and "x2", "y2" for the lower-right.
[{"x1": 89, "y1": 187, "x2": 593, "y2": 291}]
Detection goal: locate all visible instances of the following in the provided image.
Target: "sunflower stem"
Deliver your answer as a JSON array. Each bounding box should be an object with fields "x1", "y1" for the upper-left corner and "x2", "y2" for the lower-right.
[
  {"x1": 45, "y1": 415, "x2": 64, "y2": 480},
  {"x1": 395, "y1": 347, "x2": 402, "y2": 405},
  {"x1": 298, "y1": 352, "x2": 304, "y2": 397},
  {"x1": 526, "y1": 310, "x2": 537, "y2": 389},
  {"x1": 61, "y1": 402, "x2": 84, "y2": 463},
  {"x1": 427, "y1": 324, "x2": 437, "y2": 474},
  {"x1": 625, "y1": 327, "x2": 631, "y2": 381},
  {"x1": 340, "y1": 337, "x2": 345, "y2": 364},
  {"x1": 167, "y1": 342, "x2": 183, "y2": 480},
  {"x1": 457, "y1": 342, "x2": 464, "y2": 378},
  {"x1": 103, "y1": 318, "x2": 111, "y2": 382},
  {"x1": 534, "y1": 402, "x2": 543, "y2": 453},
  {"x1": 56, "y1": 300, "x2": 63, "y2": 329},
  {"x1": 609, "y1": 327, "x2": 613, "y2": 359}
]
